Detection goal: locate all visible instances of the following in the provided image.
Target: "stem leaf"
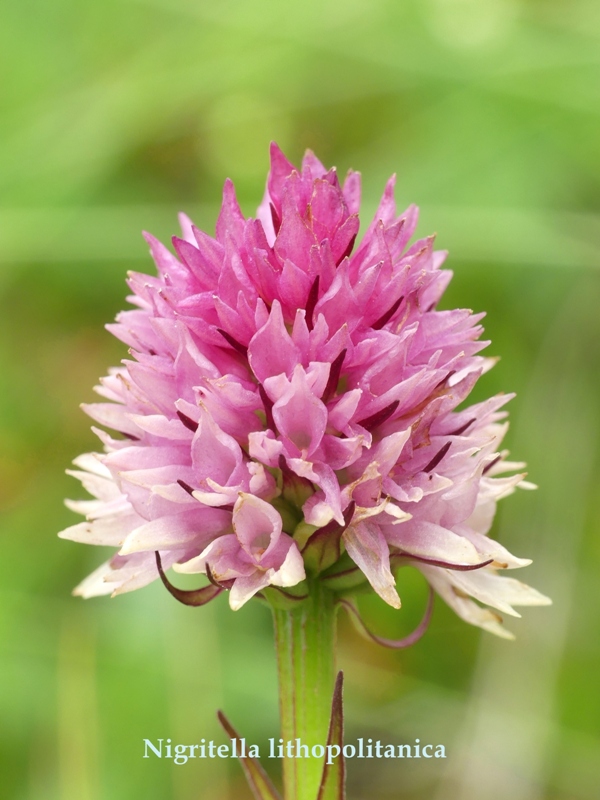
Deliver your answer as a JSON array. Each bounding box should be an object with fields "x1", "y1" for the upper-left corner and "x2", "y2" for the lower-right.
[
  {"x1": 217, "y1": 710, "x2": 282, "y2": 800},
  {"x1": 316, "y1": 671, "x2": 346, "y2": 800}
]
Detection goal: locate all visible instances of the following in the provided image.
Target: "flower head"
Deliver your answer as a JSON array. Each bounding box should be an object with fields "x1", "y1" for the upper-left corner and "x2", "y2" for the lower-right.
[{"x1": 61, "y1": 143, "x2": 550, "y2": 637}]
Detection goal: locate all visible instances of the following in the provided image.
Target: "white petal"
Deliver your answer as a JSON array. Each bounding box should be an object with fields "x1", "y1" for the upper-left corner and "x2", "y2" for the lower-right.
[
  {"x1": 456, "y1": 527, "x2": 532, "y2": 569},
  {"x1": 59, "y1": 513, "x2": 138, "y2": 546},
  {"x1": 229, "y1": 571, "x2": 271, "y2": 610},
  {"x1": 343, "y1": 522, "x2": 401, "y2": 609},
  {"x1": 174, "y1": 537, "x2": 223, "y2": 574},
  {"x1": 302, "y1": 494, "x2": 336, "y2": 527},
  {"x1": 271, "y1": 544, "x2": 306, "y2": 587},
  {"x1": 191, "y1": 478, "x2": 241, "y2": 507},
  {"x1": 151, "y1": 483, "x2": 195, "y2": 503},
  {"x1": 352, "y1": 498, "x2": 412, "y2": 526},
  {"x1": 446, "y1": 570, "x2": 551, "y2": 618},
  {"x1": 419, "y1": 565, "x2": 515, "y2": 640},
  {"x1": 66, "y1": 469, "x2": 121, "y2": 502},
  {"x1": 389, "y1": 520, "x2": 483, "y2": 566},
  {"x1": 127, "y1": 413, "x2": 192, "y2": 440},
  {"x1": 82, "y1": 402, "x2": 142, "y2": 438},
  {"x1": 73, "y1": 562, "x2": 115, "y2": 598},
  {"x1": 72, "y1": 453, "x2": 112, "y2": 478},
  {"x1": 65, "y1": 496, "x2": 131, "y2": 519}
]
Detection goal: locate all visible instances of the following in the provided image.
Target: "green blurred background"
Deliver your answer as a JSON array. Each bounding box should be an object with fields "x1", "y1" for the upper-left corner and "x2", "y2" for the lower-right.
[{"x1": 1, "y1": 1, "x2": 599, "y2": 798}]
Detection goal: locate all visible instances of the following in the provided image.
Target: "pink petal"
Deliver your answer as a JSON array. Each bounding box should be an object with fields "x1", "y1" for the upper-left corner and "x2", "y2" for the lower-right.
[
  {"x1": 272, "y1": 365, "x2": 328, "y2": 457},
  {"x1": 119, "y1": 508, "x2": 230, "y2": 555},
  {"x1": 384, "y1": 519, "x2": 483, "y2": 566},
  {"x1": 248, "y1": 300, "x2": 301, "y2": 383},
  {"x1": 342, "y1": 170, "x2": 361, "y2": 215},
  {"x1": 270, "y1": 539, "x2": 306, "y2": 586},
  {"x1": 343, "y1": 521, "x2": 400, "y2": 608},
  {"x1": 229, "y1": 571, "x2": 272, "y2": 610},
  {"x1": 232, "y1": 493, "x2": 283, "y2": 562}
]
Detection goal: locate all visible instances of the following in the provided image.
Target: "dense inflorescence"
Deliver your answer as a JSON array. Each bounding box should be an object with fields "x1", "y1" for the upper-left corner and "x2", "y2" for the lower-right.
[{"x1": 60, "y1": 144, "x2": 549, "y2": 637}]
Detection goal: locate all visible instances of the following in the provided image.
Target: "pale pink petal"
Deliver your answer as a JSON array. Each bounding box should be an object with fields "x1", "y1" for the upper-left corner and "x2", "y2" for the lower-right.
[
  {"x1": 59, "y1": 513, "x2": 140, "y2": 547},
  {"x1": 384, "y1": 519, "x2": 483, "y2": 566},
  {"x1": 232, "y1": 493, "x2": 283, "y2": 562},
  {"x1": 229, "y1": 571, "x2": 272, "y2": 610},
  {"x1": 272, "y1": 365, "x2": 328, "y2": 457},
  {"x1": 343, "y1": 521, "x2": 401, "y2": 609},
  {"x1": 418, "y1": 565, "x2": 516, "y2": 640},
  {"x1": 119, "y1": 508, "x2": 230, "y2": 555},
  {"x1": 270, "y1": 541, "x2": 306, "y2": 587}
]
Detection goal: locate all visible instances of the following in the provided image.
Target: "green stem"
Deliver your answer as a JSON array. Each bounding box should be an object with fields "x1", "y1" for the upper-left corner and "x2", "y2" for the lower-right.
[{"x1": 273, "y1": 581, "x2": 337, "y2": 800}]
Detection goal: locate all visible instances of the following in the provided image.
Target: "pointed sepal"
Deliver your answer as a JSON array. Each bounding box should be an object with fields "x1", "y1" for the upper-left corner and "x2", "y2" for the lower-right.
[
  {"x1": 155, "y1": 551, "x2": 223, "y2": 606},
  {"x1": 258, "y1": 584, "x2": 309, "y2": 610},
  {"x1": 217, "y1": 710, "x2": 282, "y2": 800},
  {"x1": 302, "y1": 522, "x2": 344, "y2": 575},
  {"x1": 303, "y1": 502, "x2": 355, "y2": 576},
  {"x1": 339, "y1": 587, "x2": 434, "y2": 649},
  {"x1": 315, "y1": 671, "x2": 346, "y2": 800}
]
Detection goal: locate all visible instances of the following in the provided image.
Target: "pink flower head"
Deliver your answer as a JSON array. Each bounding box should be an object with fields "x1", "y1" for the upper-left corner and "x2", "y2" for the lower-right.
[
  {"x1": 60, "y1": 143, "x2": 550, "y2": 634},
  {"x1": 174, "y1": 493, "x2": 305, "y2": 610}
]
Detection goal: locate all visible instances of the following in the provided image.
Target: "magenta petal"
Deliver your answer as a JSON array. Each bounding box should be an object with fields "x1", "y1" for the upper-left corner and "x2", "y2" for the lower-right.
[
  {"x1": 342, "y1": 170, "x2": 361, "y2": 215},
  {"x1": 274, "y1": 210, "x2": 317, "y2": 269},
  {"x1": 278, "y1": 258, "x2": 312, "y2": 314},
  {"x1": 331, "y1": 214, "x2": 359, "y2": 266},
  {"x1": 301, "y1": 148, "x2": 328, "y2": 178},
  {"x1": 172, "y1": 236, "x2": 215, "y2": 288},
  {"x1": 248, "y1": 300, "x2": 301, "y2": 383},
  {"x1": 143, "y1": 232, "x2": 186, "y2": 279},
  {"x1": 272, "y1": 366, "x2": 328, "y2": 456},
  {"x1": 310, "y1": 178, "x2": 347, "y2": 240},
  {"x1": 267, "y1": 142, "x2": 297, "y2": 208},
  {"x1": 314, "y1": 260, "x2": 360, "y2": 334},
  {"x1": 216, "y1": 179, "x2": 246, "y2": 247},
  {"x1": 191, "y1": 226, "x2": 224, "y2": 280}
]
